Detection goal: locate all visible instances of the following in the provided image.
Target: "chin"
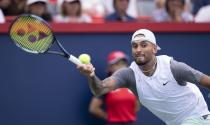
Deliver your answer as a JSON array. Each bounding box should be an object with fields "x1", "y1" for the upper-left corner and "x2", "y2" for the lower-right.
[{"x1": 135, "y1": 59, "x2": 147, "y2": 66}]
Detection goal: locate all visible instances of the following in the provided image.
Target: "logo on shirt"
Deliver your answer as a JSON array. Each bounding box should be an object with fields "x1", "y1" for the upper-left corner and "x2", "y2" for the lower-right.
[{"x1": 163, "y1": 81, "x2": 169, "y2": 86}]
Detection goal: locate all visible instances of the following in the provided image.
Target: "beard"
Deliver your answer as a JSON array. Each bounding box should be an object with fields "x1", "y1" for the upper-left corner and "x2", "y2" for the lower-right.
[{"x1": 134, "y1": 57, "x2": 149, "y2": 66}]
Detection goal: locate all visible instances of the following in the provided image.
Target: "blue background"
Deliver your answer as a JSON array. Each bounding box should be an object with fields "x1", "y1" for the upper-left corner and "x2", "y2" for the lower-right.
[{"x1": 0, "y1": 32, "x2": 210, "y2": 125}]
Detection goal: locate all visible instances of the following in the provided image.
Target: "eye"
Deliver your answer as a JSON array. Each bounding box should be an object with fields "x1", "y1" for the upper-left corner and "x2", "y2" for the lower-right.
[
  {"x1": 132, "y1": 43, "x2": 138, "y2": 49},
  {"x1": 140, "y1": 42, "x2": 147, "y2": 48}
]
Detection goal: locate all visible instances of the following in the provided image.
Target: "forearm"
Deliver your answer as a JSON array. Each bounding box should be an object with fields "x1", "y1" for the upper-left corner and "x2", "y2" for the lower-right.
[
  {"x1": 88, "y1": 75, "x2": 116, "y2": 96},
  {"x1": 77, "y1": 64, "x2": 102, "y2": 95},
  {"x1": 135, "y1": 101, "x2": 140, "y2": 112},
  {"x1": 77, "y1": 64, "x2": 119, "y2": 95},
  {"x1": 88, "y1": 75, "x2": 103, "y2": 96},
  {"x1": 94, "y1": 109, "x2": 107, "y2": 120},
  {"x1": 90, "y1": 108, "x2": 107, "y2": 120}
]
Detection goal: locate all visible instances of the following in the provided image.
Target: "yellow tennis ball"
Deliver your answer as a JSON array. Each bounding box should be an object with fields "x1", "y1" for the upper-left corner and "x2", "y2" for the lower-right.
[{"x1": 79, "y1": 54, "x2": 91, "y2": 64}]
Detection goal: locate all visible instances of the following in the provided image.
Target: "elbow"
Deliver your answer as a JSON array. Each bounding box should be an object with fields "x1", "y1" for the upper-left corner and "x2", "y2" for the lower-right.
[
  {"x1": 90, "y1": 85, "x2": 105, "y2": 96},
  {"x1": 90, "y1": 89, "x2": 101, "y2": 97},
  {"x1": 89, "y1": 103, "x2": 98, "y2": 115}
]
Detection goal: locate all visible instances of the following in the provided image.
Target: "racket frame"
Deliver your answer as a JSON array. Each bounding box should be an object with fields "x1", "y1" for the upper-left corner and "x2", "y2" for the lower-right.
[{"x1": 9, "y1": 14, "x2": 82, "y2": 65}]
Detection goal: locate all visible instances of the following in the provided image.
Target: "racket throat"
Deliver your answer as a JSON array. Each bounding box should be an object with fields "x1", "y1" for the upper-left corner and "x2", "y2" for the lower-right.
[
  {"x1": 64, "y1": 53, "x2": 70, "y2": 58},
  {"x1": 55, "y1": 40, "x2": 70, "y2": 57}
]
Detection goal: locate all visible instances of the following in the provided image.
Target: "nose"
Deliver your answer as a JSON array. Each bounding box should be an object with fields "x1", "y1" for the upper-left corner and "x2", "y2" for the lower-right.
[{"x1": 135, "y1": 45, "x2": 143, "y2": 52}]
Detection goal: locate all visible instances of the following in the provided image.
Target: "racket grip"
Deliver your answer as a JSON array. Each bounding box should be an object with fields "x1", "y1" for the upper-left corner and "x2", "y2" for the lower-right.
[{"x1": 68, "y1": 55, "x2": 82, "y2": 65}]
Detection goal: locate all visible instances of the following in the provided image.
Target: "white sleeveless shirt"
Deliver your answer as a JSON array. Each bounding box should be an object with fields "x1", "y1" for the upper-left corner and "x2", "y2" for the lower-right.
[{"x1": 130, "y1": 55, "x2": 209, "y2": 125}]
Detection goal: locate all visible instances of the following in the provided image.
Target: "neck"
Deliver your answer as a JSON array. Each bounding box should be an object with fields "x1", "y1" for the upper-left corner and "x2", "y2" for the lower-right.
[
  {"x1": 139, "y1": 57, "x2": 157, "y2": 76},
  {"x1": 117, "y1": 10, "x2": 126, "y2": 17}
]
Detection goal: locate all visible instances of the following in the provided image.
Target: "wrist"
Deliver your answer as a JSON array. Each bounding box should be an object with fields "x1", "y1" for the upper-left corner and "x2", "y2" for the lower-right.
[{"x1": 88, "y1": 71, "x2": 95, "y2": 78}]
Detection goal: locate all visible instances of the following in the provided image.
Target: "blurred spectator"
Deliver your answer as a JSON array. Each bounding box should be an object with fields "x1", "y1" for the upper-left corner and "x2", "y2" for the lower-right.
[
  {"x1": 152, "y1": 0, "x2": 166, "y2": 22},
  {"x1": 105, "y1": 0, "x2": 136, "y2": 22},
  {"x1": 25, "y1": 0, "x2": 52, "y2": 21},
  {"x1": 195, "y1": 4, "x2": 210, "y2": 22},
  {"x1": 54, "y1": 0, "x2": 92, "y2": 23},
  {"x1": 155, "y1": 0, "x2": 165, "y2": 10},
  {"x1": 103, "y1": 0, "x2": 138, "y2": 18},
  {"x1": 191, "y1": 0, "x2": 210, "y2": 15},
  {"x1": 0, "y1": 0, "x2": 26, "y2": 16},
  {"x1": 48, "y1": 0, "x2": 59, "y2": 16},
  {"x1": 0, "y1": 0, "x2": 11, "y2": 15},
  {"x1": 184, "y1": 0, "x2": 193, "y2": 12},
  {"x1": 89, "y1": 51, "x2": 140, "y2": 125},
  {"x1": 153, "y1": 0, "x2": 193, "y2": 22},
  {"x1": 137, "y1": 0, "x2": 155, "y2": 17},
  {"x1": 0, "y1": 8, "x2": 5, "y2": 23},
  {"x1": 80, "y1": 0, "x2": 105, "y2": 19}
]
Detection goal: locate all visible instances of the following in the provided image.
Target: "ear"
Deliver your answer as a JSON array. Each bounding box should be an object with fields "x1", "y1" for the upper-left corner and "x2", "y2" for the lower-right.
[{"x1": 153, "y1": 45, "x2": 158, "y2": 54}]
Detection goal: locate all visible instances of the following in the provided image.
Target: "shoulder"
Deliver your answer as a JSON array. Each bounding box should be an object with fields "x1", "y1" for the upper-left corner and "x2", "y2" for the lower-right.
[
  {"x1": 114, "y1": 67, "x2": 134, "y2": 75},
  {"x1": 157, "y1": 55, "x2": 173, "y2": 63},
  {"x1": 80, "y1": 14, "x2": 92, "y2": 23},
  {"x1": 53, "y1": 14, "x2": 68, "y2": 23},
  {"x1": 170, "y1": 58, "x2": 188, "y2": 71},
  {"x1": 195, "y1": 5, "x2": 210, "y2": 22},
  {"x1": 181, "y1": 12, "x2": 194, "y2": 22},
  {"x1": 156, "y1": 55, "x2": 172, "y2": 59},
  {"x1": 112, "y1": 67, "x2": 135, "y2": 84},
  {"x1": 152, "y1": 9, "x2": 168, "y2": 22},
  {"x1": 126, "y1": 14, "x2": 137, "y2": 21},
  {"x1": 105, "y1": 12, "x2": 118, "y2": 21}
]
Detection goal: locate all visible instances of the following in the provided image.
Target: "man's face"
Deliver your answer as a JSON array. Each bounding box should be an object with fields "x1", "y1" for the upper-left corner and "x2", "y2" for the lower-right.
[{"x1": 131, "y1": 40, "x2": 157, "y2": 66}]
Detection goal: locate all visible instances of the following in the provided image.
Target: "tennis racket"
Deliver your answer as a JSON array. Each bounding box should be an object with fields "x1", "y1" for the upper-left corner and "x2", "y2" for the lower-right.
[{"x1": 9, "y1": 14, "x2": 81, "y2": 65}]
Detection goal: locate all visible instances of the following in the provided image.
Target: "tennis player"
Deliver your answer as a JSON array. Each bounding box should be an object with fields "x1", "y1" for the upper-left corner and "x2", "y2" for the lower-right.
[{"x1": 78, "y1": 29, "x2": 210, "y2": 125}]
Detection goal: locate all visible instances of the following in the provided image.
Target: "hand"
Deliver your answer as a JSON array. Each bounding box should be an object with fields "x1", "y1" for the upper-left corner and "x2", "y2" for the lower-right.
[{"x1": 77, "y1": 64, "x2": 95, "y2": 77}]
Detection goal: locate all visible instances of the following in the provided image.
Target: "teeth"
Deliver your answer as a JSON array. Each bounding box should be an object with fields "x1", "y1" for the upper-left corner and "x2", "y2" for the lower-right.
[{"x1": 137, "y1": 57, "x2": 144, "y2": 60}]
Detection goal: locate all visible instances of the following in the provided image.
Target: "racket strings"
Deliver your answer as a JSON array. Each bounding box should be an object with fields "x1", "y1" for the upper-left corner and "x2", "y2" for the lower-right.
[{"x1": 10, "y1": 15, "x2": 53, "y2": 53}]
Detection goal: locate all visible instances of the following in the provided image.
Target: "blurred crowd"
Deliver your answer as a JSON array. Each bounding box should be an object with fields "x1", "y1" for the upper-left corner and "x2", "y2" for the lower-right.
[{"x1": 0, "y1": 0, "x2": 210, "y2": 23}]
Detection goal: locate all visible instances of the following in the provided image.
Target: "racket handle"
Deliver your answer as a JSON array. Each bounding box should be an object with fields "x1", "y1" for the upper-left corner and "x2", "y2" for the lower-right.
[{"x1": 68, "y1": 55, "x2": 82, "y2": 65}]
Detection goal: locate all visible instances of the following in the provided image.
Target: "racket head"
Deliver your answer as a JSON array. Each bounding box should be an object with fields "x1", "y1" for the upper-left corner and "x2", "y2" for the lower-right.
[{"x1": 9, "y1": 14, "x2": 54, "y2": 54}]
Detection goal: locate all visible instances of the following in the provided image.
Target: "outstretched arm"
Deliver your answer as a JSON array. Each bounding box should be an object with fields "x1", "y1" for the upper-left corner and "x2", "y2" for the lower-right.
[
  {"x1": 170, "y1": 59, "x2": 210, "y2": 89},
  {"x1": 77, "y1": 64, "x2": 119, "y2": 96},
  {"x1": 87, "y1": 75, "x2": 117, "y2": 96}
]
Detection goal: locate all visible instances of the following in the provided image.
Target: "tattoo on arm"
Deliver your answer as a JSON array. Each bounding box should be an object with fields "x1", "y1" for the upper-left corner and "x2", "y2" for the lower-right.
[
  {"x1": 87, "y1": 76, "x2": 116, "y2": 96},
  {"x1": 88, "y1": 76, "x2": 102, "y2": 96}
]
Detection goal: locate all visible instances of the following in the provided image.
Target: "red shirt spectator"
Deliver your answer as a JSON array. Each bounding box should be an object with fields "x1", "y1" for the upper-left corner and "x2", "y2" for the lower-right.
[{"x1": 89, "y1": 51, "x2": 140, "y2": 125}]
